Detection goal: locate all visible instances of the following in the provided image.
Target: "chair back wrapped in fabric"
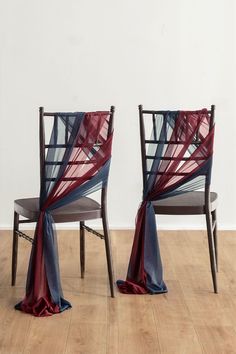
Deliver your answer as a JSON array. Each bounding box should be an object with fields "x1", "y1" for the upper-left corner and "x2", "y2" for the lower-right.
[
  {"x1": 16, "y1": 109, "x2": 114, "y2": 316},
  {"x1": 117, "y1": 106, "x2": 215, "y2": 294}
]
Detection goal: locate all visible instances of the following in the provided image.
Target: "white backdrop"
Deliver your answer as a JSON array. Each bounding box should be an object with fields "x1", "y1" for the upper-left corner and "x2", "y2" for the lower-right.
[{"x1": 0, "y1": 0, "x2": 235, "y2": 229}]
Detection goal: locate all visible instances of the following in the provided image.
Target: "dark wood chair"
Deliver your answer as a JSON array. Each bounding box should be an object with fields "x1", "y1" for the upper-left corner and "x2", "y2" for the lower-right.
[
  {"x1": 12, "y1": 106, "x2": 115, "y2": 297},
  {"x1": 139, "y1": 105, "x2": 218, "y2": 293}
]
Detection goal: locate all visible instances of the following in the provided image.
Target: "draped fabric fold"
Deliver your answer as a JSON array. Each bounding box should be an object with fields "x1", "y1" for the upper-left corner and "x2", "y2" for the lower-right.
[
  {"x1": 117, "y1": 109, "x2": 214, "y2": 294},
  {"x1": 117, "y1": 200, "x2": 167, "y2": 294},
  {"x1": 16, "y1": 111, "x2": 113, "y2": 316}
]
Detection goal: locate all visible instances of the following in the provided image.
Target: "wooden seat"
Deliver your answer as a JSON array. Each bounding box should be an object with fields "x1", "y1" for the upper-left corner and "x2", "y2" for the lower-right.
[
  {"x1": 14, "y1": 197, "x2": 102, "y2": 223},
  {"x1": 153, "y1": 191, "x2": 218, "y2": 215}
]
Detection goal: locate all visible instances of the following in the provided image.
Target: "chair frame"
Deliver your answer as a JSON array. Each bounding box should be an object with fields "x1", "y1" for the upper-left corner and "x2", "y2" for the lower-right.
[
  {"x1": 12, "y1": 106, "x2": 115, "y2": 298},
  {"x1": 139, "y1": 104, "x2": 218, "y2": 293}
]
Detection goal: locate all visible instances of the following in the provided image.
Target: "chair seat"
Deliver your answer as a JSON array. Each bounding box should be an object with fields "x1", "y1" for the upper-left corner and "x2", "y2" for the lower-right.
[
  {"x1": 152, "y1": 191, "x2": 218, "y2": 215},
  {"x1": 14, "y1": 197, "x2": 102, "y2": 223}
]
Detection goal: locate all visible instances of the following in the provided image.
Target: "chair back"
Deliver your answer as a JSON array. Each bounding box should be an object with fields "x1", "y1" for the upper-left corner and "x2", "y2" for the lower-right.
[
  {"x1": 139, "y1": 105, "x2": 215, "y2": 201},
  {"x1": 39, "y1": 107, "x2": 115, "y2": 202}
]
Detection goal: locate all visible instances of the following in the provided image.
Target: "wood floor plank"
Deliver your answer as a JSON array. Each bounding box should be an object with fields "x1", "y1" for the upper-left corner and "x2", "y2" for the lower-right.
[
  {"x1": 195, "y1": 325, "x2": 236, "y2": 354},
  {"x1": 106, "y1": 298, "x2": 119, "y2": 354},
  {"x1": 156, "y1": 323, "x2": 203, "y2": 354},
  {"x1": 117, "y1": 296, "x2": 161, "y2": 354},
  {"x1": 65, "y1": 322, "x2": 106, "y2": 354},
  {"x1": 0, "y1": 231, "x2": 14, "y2": 287},
  {"x1": 0, "y1": 288, "x2": 32, "y2": 354},
  {"x1": 151, "y1": 280, "x2": 193, "y2": 325},
  {"x1": 151, "y1": 280, "x2": 203, "y2": 353},
  {"x1": 65, "y1": 293, "x2": 107, "y2": 354},
  {"x1": 23, "y1": 310, "x2": 71, "y2": 354}
]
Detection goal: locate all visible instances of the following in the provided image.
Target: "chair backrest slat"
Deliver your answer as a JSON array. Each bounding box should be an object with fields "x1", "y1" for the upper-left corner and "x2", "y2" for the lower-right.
[
  {"x1": 145, "y1": 171, "x2": 192, "y2": 176},
  {"x1": 146, "y1": 156, "x2": 205, "y2": 161},
  {"x1": 44, "y1": 143, "x2": 103, "y2": 148},
  {"x1": 44, "y1": 160, "x2": 96, "y2": 166},
  {"x1": 145, "y1": 140, "x2": 202, "y2": 145}
]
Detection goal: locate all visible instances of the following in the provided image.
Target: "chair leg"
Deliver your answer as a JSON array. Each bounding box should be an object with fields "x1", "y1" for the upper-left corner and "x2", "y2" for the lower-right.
[
  {"x1": 12, "y1": 212, "x2": 19, "y2": 286},
  {"x1": 205, "y1": 209, "x2": 217, "y2": 293},
  {"x1": 212, "y1": 209, "x2": 218, "y2": 272},
  {"x1": 102, "y1": 212, "x2": 115, "y2": 298},
  {"x1": 80, "y1": 221, "x2": 85, "y2": 279}
]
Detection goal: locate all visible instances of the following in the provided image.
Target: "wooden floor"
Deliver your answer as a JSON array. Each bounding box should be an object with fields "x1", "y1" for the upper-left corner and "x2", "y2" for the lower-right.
[{"x1": 0, "y1": 229, "x2": 236, "y2": 354}]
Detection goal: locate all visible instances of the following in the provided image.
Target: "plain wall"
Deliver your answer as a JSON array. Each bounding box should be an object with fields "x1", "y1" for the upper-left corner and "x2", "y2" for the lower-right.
[{"x1": 0, "y1": 0, "x2": 235, "y2": 229}]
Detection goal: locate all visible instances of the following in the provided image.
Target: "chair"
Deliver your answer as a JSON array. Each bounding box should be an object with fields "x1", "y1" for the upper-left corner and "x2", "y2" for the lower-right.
[
  {"x1": 139, "y1": 104, "x2": 218, "y2": 293},
  {"x1": 12, "y1": 107, "x2": 115, "y2": 308}
]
